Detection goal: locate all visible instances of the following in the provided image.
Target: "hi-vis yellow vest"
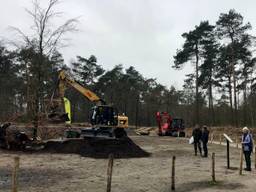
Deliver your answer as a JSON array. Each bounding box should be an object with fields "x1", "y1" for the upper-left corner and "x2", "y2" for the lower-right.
[{"x1": 63, "y1": 97, "x2": 71, "y2": 124}]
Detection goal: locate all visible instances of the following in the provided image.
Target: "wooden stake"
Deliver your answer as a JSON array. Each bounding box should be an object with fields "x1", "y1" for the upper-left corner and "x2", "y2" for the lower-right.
[
  {"x1": 12, "y1": 156, "x2": 20, "y2": 192},
  {"x1": 226, "y1": 140, "x2": 230, "y2": 169},
  {"x1": 219, "y1": 134, "x2": 222, "y2": 145},
  {"x1": 236, "y1": 136, "x2": 238, "y2": 148},
  {"x1": 210, "y1": 134, "x2": 214, "y2": 144},
  {"x1": 106, "y1": 154, "x2": 114, "y2": 192},
  {"x1": 171, "y1": 156, "x2": 176, "y2": 191},
  {"x1": 212, "y1": 153, "x2": 216, "y2": 183},
  {"x1": 239, "y1": 147, "x2": 243, "y2": 175}
]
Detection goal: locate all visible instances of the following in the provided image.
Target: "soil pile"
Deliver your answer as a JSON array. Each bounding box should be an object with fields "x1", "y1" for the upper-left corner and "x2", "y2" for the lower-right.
[{"x1": 43, "y1": 137, "x2": 150, "y2": 158}]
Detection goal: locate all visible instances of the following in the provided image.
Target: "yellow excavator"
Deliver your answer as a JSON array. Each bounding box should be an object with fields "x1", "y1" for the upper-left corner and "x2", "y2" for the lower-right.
[{"x1": 48, "y1": 70, "x2": 129, "y2": 138}]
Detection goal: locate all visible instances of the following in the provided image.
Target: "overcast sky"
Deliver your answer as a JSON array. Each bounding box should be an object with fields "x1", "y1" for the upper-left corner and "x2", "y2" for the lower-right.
[{"x1": 1, "y1": 0, "x2": 256, "y2": 89}]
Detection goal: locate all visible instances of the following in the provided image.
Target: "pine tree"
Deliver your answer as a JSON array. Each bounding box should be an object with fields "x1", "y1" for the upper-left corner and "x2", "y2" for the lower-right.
[
  {"x1": 173, "y1": 21, "x2": 214, "y2": 124},
  {"x1": 216, "y1": 9, "x2": 252, "y2": 127},
  {"x1": 198, "y1": 25, "x2": 219, "y2": 125}
]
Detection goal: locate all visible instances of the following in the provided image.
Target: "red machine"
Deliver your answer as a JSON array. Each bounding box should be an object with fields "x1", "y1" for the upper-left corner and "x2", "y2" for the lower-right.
[{"x1": 156, "y1": 112, "x2": 185, "y2": 137}]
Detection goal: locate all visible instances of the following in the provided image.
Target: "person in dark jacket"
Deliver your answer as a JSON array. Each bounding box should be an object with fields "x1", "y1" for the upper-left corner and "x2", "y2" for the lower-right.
[
  {"x1": 201, "y1": 126, "x2": 209, "y2": 157},
  {"x1": 192, "y1": 125, "x2": 202, "y2": 156},
  {"x1": 242, "y1": 127, "x2": 253, "y2": 171}
]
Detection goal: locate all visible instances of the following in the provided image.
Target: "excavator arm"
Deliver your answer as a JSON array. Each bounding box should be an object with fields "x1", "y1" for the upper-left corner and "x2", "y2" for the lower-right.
[
  {"x1": 48, "y1": 70, "x2": 104, "y2": 123},
  {"x1": 58, "y1": 70, "x2": 104, "y2": 104}
]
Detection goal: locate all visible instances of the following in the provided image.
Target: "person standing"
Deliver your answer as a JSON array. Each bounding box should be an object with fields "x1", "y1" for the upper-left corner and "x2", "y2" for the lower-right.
[
  {"x1": 201, "y1": 126, "x2": 209, "y2": 157},
  {"x1": 192, "y1": 125, "x2": 202, "y2": 156},
  {"x1": 241, "y1": 127, "x2": 253, "y2": 171}
]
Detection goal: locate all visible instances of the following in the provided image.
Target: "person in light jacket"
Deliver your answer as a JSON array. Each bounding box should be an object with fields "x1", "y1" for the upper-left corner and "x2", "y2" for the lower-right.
[{"x1": 241, "y1": 127, "x2": 253, "y2": 171}]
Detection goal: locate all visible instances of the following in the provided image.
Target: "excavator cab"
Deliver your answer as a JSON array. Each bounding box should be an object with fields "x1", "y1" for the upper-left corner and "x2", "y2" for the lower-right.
[
  {"x1": 90, "y1": 105, "x2": 117, "y2": 126},
  {"x1": 84, "y1": 105, "x2": 128, "y2": 138},
  {"x1": 90, "y1": 105, "x2": 128, "y2": 128}
]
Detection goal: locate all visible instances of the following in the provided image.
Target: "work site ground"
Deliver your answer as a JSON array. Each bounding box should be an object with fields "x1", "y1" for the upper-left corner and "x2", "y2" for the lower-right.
[{"x1": 0, "y1": 135, "x2": 256, "y2": 192}]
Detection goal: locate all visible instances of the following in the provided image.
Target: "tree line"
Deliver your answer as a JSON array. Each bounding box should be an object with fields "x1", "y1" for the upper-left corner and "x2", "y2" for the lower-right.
[
  {"x1": 0, "y1": 45, "x2": 184, "y2": 127},
  {"x1": 173, "y1": 9, "x2": 256, "y2": 127},
  {"x1": 1, "y1": 2, "x2": 256, "y2": 127}
]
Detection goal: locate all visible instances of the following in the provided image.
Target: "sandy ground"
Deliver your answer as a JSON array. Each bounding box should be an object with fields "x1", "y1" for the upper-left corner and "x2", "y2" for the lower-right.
[{"x1": 0, "y1": 135, "x2": 256, "y2": 192}]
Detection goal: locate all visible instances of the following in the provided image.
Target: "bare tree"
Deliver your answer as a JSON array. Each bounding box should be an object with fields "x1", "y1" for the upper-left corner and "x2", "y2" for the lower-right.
[
  {"x1": 11, "y1": 0, "x2": 78, "y2": 138},
  {"x1": 11, "y1": 0, "x2": 78, "y2": 55}
]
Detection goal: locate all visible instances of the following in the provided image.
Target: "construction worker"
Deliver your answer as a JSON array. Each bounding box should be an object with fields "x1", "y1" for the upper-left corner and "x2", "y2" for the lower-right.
[
  {"x1": 201, "y1": 126, "x2": 209, "y2": 157},
  {"x1": 241, "y1": 127, "x2": 253, "y2": 171},
  {"x1": 192, "y1": 125, "x2": 202, "y2": 156}
]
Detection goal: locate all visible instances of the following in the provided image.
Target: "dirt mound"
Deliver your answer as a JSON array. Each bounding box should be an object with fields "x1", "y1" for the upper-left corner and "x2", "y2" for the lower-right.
[{"x1": 43, "y1": 137, "x2": 150, "y2": 158}]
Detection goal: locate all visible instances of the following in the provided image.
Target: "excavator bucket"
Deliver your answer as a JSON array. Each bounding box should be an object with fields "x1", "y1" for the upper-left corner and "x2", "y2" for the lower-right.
[
  {"x1": 47, "y1": 97, "x2": 71, "y2": 123},
  {"x1": 48, "y1": 112, "x2": 70, "y2": 123}
]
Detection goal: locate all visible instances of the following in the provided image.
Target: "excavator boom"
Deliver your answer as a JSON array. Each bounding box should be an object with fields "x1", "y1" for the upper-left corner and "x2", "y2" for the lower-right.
[{"x1": 58, "y1": 70, "x2": 102, "y2": 103}]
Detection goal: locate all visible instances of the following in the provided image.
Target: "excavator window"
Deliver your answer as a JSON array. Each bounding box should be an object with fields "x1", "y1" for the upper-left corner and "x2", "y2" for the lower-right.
[
  {"x1": 172, "y1": 118, "x2": 184, "y2": 129},
  {"x1": 89, "y1": 105, "x2": 118, "y2": 126}
]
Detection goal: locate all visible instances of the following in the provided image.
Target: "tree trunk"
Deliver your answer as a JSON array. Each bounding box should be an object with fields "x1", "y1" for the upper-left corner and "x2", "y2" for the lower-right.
[
  {"x1": 33, "y1": 42, "x2": 44, "y2": 139},
  {"x1": 33, "y1": 60, "x2": 41, "y2": 139},
  {"x1": 231, "y1": 51, "x2": 238, "y2": 127},
  {"x1": 243, "y1": 80, "x2": 247, "y2": 125},
  {"x1": 243, "y1": 89, "x2": 246, "y2": 125},
  {"x1": 228, "y1": 38, "x2": 238, "y2": 127},
  {"x1": 208, "y1": 84, "x2": 215, "y2": 126},
  {"x1": 135, "y1": 94, "x2": 139, "y2": 128},
  {"x1": 166, "y1": 92, "x2": 170, "y2": 112},
  {"x1": 195, "y1": 44, "x2": 200, "y2": 125},
  {"x1": 228, "y1": 75, "x2": 234, "y2": 125},
  {"x1": 249, "y1": 81, "x2": 255, "y2": 126},
  {"x1": 208, "y1": 66, "x2": 215, "y2": 126}
]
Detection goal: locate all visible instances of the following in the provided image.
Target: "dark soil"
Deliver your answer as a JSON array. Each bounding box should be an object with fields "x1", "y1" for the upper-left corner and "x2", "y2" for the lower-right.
[{"x1": 42, "y1": 137, "x2": 150, "y2": 158}]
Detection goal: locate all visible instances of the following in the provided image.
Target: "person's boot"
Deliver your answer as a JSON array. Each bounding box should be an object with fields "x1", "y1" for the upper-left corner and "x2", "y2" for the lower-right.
[
  {"x1": 202, "y1": 154, "x2": 208, "y2": 158},
  {"x1": 194, "y1": 149, "x2": 197, "y2": 156},
  {"x1": 199, "y1": 148, "x2": 202, "y2": 157}
]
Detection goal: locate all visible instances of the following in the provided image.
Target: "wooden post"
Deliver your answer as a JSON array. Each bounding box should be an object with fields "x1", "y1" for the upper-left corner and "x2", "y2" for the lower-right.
[
  {"x1": 219, "y1": 134, "x2": 222, "y2": 145},
  {"x1": 239, "y1": 147, "x2": 243, "y2": 175},
  {"x1": 12, "y1": 156, "x2": 20, "y2": 192},
  {"x1": 186, "y1": 130, "x2": 189, "y2": 138},
  {"x1": 171, "y1": 156, "x2": 176, "y2": 191},
  {"x1": 210, "y1": 134, "x2": 214, "y2": 144},
  {"x1": 106, "y1": 154, "x2": 114, "y2": 192},
  {"x1": 212, "y1": 153, "x2": 216, "y2": 183},
  {"x1": 236, "y1": 136, "x2": 238, "y2": 148},
  {"x1": 226, "y1": 140, "x2": 230, "y2": 169}
]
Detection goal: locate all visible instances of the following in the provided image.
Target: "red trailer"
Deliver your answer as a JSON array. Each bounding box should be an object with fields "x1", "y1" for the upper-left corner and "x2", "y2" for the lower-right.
[{"x1": 156, "y1": 112, "x2": 185, "y2": 137}]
